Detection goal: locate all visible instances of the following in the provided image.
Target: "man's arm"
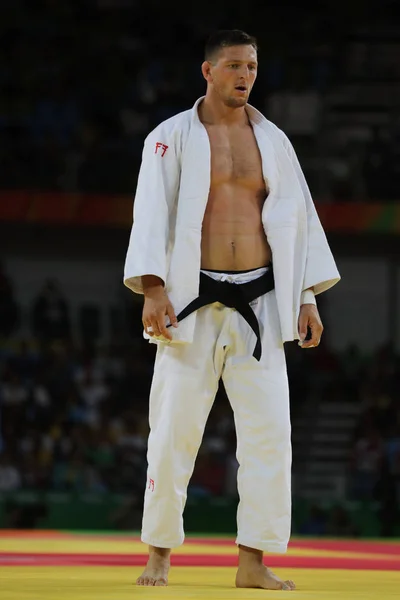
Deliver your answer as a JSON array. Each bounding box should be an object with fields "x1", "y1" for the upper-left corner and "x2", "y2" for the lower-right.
[
  {"x1": 300, "y1": 288, "x2": 316, "y2": 306},
  {"x1": 123, "y1": 125, "x2": 180, "y2": 295},
  {"x1": 141, "y1": 274, "x2": 178, "y2": 341},
  {"x1": 280, "y1": 132, "x2": 340, "y2": 295},
  {"x1": 278, "y1": 132, "x2": 339, "y2": 349},
  {"x1": 298, "y1": 286, "x2": 322, "y2": 348}
]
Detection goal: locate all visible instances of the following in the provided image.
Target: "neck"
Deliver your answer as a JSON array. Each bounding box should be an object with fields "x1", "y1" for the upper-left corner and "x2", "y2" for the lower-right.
[{"x1": 199, "y1": 93, "x2": 249, "y2": 126}]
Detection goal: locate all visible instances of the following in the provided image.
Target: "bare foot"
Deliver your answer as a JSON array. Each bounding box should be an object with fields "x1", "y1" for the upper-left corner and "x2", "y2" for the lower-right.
[
  {"x1": 136, "y1": 546, "x2": 171, "y2": 586},
  {"x1": 236, "y1": 564, "x2": 296, "y2": 591},
  {"x1": 236, "y1": 545, "x2": 295, "y2": 591}
]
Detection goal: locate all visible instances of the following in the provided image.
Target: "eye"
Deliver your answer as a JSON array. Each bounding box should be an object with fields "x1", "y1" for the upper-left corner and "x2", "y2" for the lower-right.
[
  {"x1": 229, "y1": 64, "x2": 239, "y2": 69},
  {"x1": 249, "y1": 65, "x2": 257, "y2": 71}
]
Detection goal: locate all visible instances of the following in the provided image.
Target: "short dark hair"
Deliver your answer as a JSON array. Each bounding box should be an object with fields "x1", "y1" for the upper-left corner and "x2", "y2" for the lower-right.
[{"x1": 204, "y1": 29, "x2": 258, "y2": 62}]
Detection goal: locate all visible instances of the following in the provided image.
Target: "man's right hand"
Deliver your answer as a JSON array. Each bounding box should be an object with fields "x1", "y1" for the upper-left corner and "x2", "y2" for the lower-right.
[{"x1": 142, "y1": 275, "x2": 178, "y2": 340}]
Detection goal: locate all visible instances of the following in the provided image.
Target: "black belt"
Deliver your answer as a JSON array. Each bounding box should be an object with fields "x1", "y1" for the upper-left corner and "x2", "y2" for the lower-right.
[{"x1": 167, "y1": 268, "x2": 275, "y2": 360}]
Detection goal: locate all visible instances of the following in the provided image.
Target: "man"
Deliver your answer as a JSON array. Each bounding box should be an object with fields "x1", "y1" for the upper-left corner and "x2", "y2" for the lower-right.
[{"x1": 124, "y1": 29, "x2": 340, "y2": 591}]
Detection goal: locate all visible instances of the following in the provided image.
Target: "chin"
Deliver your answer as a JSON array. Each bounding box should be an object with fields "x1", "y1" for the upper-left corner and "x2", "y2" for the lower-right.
[{"x1": 225, "y1": 96, "x2": 248, "y2": 108}]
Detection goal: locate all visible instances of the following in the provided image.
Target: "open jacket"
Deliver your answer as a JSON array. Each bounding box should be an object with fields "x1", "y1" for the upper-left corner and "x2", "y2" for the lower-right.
[{"x1": 124, "y1": 97, "x2": 340, "y2": 344}]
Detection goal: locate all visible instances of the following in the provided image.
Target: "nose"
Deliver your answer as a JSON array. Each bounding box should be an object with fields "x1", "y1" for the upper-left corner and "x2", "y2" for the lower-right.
[{"x1": 238, "y1": 65, "x2": 253, "y2": 81}]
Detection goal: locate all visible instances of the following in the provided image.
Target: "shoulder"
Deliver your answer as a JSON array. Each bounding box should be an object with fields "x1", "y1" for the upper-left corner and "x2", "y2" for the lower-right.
[
  {"x1": 145, "y1": 109, "x2": 192, "y2": 145},
  {"x1": 264, "y1": 118, "x2": 291, "y2": 147},
  {"x1": 248, "y1": 103, "x2": 292, "y2": 150},
  {"x1": 265, "y1": 119, "x2": 295, "y2": 155}
]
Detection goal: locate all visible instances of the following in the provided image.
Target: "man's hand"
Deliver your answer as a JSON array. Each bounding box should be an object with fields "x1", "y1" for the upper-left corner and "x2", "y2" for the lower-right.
[
  {"x1": 142, "y1": 276, "x2": 178, "y2": 340},
  {"x1": 298, "y1": 303, "x2": 323, "y2": 349}
]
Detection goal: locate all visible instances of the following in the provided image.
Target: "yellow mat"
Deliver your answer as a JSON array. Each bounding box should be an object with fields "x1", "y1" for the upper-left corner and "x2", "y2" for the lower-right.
[
  {"x1": 1, "y1": 532, "x2": 399, "y2": 599},
  {"x1": 1, "y1": 566, "x2": 400, "y2": 600},
  {"x1": 1, "y1": 536, "x2": 393, "y2": 560}
]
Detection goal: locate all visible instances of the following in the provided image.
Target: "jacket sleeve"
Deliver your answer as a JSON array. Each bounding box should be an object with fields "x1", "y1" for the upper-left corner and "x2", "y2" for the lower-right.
[
  {"x1": 123, "y1": 124, "x2": 180, "y2": 294},
  {"x1": 281, "y1": 133, "x2": 341, "y2": 296}
]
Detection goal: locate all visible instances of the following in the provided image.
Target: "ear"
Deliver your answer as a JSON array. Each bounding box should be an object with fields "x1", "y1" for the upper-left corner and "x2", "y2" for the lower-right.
[{"x1": 201, "y1": 60, "x2": 212, "y2": 83}]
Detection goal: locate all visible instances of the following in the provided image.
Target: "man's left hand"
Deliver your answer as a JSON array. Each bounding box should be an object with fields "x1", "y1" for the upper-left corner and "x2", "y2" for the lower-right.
[{"x1": 298, "y1": 304, "x2": 323, "y2": 349}]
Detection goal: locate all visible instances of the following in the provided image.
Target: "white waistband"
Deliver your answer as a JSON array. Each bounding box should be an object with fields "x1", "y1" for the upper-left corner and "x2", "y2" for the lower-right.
[{"x1": 200, "y1": 266, "x2": 269, "y2": 285}]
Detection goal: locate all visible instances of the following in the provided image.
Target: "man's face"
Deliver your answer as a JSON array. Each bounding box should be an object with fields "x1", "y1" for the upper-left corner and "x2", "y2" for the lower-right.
[{"x1": 205, "y1": 44, "x2": 258, "y2": 107}]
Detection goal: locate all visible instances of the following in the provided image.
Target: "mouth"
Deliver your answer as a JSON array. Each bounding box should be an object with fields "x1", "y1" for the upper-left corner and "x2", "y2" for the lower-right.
[{"x1": 235, "y1": 85, "x2": 247, "y2": 93}]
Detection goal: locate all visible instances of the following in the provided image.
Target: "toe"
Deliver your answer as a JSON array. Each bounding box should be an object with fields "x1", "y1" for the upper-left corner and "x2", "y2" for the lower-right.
[
  {"x1": 155, "y1": 578, "x2": 168, "y2": 586},
  {"x1": 136, "y1": 578, "x2": 143, "y2": 586},
  {"x1": 281, "y1": 582, "x2": 292, "y2": 591}
]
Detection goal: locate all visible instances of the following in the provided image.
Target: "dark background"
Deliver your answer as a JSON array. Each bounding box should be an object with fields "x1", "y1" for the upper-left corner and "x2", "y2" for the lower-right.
[{"x1": 0, "y1": 0, "x2": 399, "y2": 537}]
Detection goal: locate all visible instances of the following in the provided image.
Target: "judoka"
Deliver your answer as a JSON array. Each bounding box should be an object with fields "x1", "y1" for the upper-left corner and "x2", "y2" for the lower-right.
[{"x1": 124, "y1": 29, "x2": 340, "y2": 590}]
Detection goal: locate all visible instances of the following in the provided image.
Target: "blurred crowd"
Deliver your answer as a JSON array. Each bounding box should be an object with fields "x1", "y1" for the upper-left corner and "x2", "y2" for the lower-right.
[
  {"x1": 349, "y1": 343, "x2": 400, "y2": 535},
  {"x1": 0, "y1": 261, "x2": 234, "y2": 502},
  {"x1": 0, "y1": 260, "x2": 399, "y2": 533},
  {"x1": 298, "y1": 341, "x2": 400, "y2": 537},
  {"x1": 2, "y1": 0, "x2": 400, "y2": 199}
]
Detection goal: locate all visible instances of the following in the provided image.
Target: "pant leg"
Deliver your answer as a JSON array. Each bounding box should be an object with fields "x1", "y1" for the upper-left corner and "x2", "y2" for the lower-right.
[
  {"x1": 141, "y1": 304, "x2": 227, "y2": 548},
  {"x1": 222, "y1": 290, "x2": 292, "y2": 554}
]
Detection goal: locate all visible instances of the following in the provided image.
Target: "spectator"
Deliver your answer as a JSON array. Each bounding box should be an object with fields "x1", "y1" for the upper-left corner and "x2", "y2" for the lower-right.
[
  {"x1": 0, "y1": 453, "x2": 21, "y2": 492},
  {"x1": 0, "y1": 262, "x2": 20, "y2": 338},
  {"x1": 374, "y1": 458, "x2": 399, "y2": 537},
  {"x1": 350, "y1": 426, "x2": 385, "y2": 500},
  {"x1": 32, "y1": 279, "x2": 70, "y2": 344}
]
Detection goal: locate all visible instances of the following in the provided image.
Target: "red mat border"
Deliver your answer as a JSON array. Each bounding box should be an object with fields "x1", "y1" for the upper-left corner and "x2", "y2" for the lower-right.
[
  {"x1": 0, "y1": 552, "x2": 399, "y2": 571},
  {"x1": 1, "y1": 531, "x2": 399, "y2": 556}
]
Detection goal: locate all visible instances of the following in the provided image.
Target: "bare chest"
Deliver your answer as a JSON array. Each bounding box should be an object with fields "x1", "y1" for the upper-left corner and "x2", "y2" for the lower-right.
[{"x1": 206, "y1": 124, "x2": 267, "y2": 190}]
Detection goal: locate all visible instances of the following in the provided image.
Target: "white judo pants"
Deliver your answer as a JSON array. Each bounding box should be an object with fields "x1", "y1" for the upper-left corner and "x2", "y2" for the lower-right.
[{"x1": 141, "y1": 267, "x2": 292, "y2": 553}]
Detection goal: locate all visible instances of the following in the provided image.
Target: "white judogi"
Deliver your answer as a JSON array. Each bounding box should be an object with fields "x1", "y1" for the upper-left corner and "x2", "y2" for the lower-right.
[{"x1": 124, "y1": 97, "x2": 340, "y2": 552}]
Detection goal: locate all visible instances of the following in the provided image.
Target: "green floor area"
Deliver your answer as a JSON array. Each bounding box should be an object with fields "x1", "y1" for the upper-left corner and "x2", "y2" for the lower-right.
[{"x1": 1, "y1": 491, "x2": 399, "y2": 538}]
